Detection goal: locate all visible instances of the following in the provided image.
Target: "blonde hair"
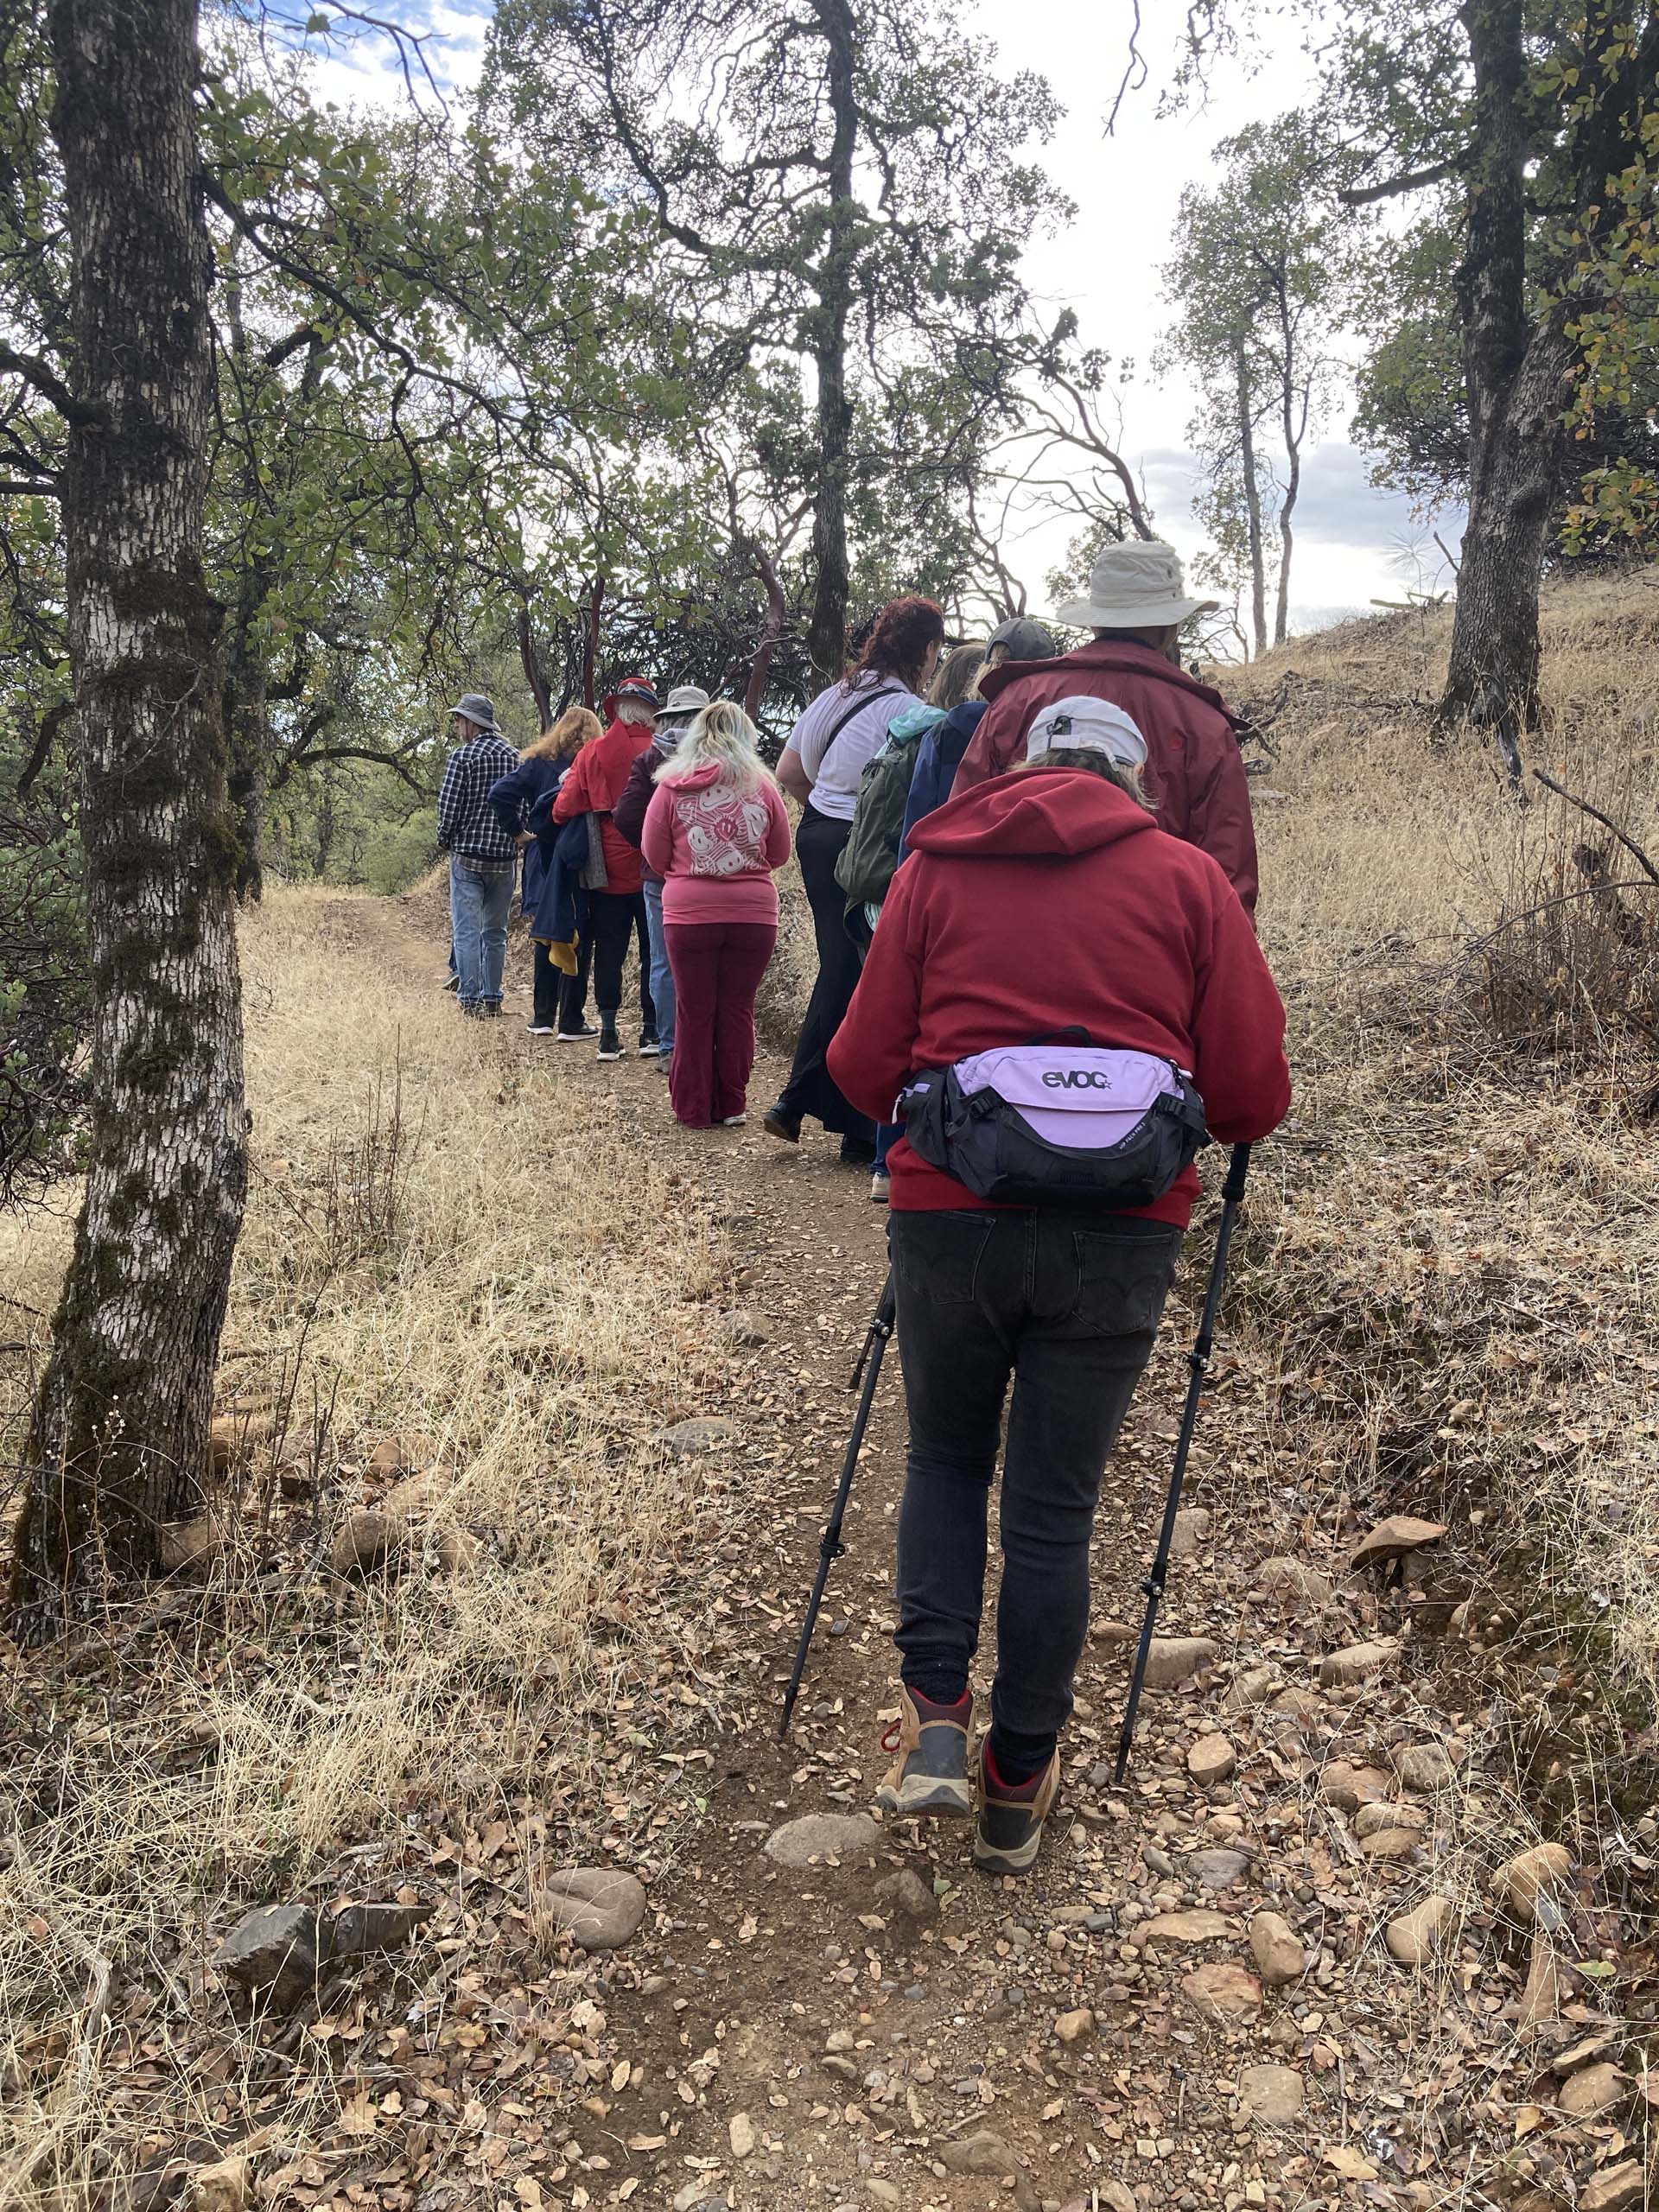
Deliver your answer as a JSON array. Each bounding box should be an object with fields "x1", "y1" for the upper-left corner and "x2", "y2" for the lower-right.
[
  {"x1": 930, "y1": 641, "x2": 986, "y2": 712},
  {"x1": 653, "y1": 700, "x2": 774, "y2": 793},
  {"x1": 521, "y1": 706, "x2": 601, "y2": 762}
]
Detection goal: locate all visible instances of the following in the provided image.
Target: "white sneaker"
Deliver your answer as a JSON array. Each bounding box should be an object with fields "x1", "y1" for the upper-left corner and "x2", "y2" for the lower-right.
[
  {"x1": 869, "y1": 1171, "x2": 891, "y2": 1204},
  {"x1": 719, "y1": 1114, "x2": 747, "y2": 1126},
  {"x1": 526, "y1": 1023, "x2": 556, "y2": 1037}
]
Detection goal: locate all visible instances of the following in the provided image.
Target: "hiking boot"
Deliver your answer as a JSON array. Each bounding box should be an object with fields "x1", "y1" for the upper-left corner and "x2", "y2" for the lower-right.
[
  {"x1": 596, "y1": 1020, "x2": 624, "y2": 1062},
  {"x1": 974, "y1": 1743, "x2": 1060, "y2": 1878},
  {"x1": 762, "y1": 1103, "x2": 801, "y2": 1145},
  {"x1": 874, "y1": 1687, "x2": 973, "y2": 1820}
]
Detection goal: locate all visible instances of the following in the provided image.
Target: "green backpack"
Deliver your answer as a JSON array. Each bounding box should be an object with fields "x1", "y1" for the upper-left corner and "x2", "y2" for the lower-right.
[{"x1": 835, "y1": 715, "x2": 937, "y2": 913}]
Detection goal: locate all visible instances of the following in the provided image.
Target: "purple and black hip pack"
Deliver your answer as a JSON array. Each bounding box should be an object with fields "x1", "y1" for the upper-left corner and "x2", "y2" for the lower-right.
[{"x1": 899, "y1": 1032, "x2": 1210, "y2": 1208}]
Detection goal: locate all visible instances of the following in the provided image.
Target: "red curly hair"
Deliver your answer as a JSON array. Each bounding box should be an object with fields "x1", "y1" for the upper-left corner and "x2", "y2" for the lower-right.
[{"x1": 850, "y1": 594, "x2": 946, "y2": 691}]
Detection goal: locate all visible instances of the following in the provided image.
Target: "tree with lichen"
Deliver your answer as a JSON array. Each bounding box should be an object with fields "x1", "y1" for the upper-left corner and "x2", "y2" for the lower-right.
[{"x1": 7, "y1": 0, "x2": 247, "y2": 1638}]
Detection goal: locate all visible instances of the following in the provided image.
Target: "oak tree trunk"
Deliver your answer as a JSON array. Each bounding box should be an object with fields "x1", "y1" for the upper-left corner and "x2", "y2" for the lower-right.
[
  {"x1": 744, "y1": 541, "x2": 790, "y2": 721},
  {"x1": 804, "y1": 0, "x2": 858, "y2": 684},
  {"x1": 1234, "y1": 344, "x2": 1268, "y2": 658},
  {"x1": 1439, "y1": 0, "x2": 1564, "y2": 785},
  {"x1": 9, "y1": 0, "x2": 249, "y2": 1640}
]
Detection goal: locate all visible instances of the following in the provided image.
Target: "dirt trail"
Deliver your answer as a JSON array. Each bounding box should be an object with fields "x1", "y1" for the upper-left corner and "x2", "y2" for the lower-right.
[{"x1": 391, "y1": 901, "x2": 1632, "y2": 2212}]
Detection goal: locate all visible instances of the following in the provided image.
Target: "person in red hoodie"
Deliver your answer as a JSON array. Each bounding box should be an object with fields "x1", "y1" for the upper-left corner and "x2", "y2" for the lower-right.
[
  {"x1": 827, "y1": 696, "x2": 1289, "y2": 1877},
  {"x1": 552, "y1": 674, "x2": 660, "y2": 1060},
  {"x1": 641, "y1": 702, "x2": 792, "y2": 1128},
  {"x1": 952, "y1": 540, "x2": 1260, "y2": 914}
]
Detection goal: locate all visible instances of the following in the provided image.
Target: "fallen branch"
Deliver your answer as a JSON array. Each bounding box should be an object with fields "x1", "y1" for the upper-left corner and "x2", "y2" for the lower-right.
[
  {"x1": 1532, "y1": 767, "x2": 1659, "y2": 886},
  {"x1": 1465, "y1": 878, "x2": 1659, "y2": 955}
]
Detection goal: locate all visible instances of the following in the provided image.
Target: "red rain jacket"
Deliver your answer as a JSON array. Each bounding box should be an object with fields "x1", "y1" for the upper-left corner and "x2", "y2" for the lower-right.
[
  {"x1": 826, "y1": 766, "x2": 1290, "y2": 1224},
  {"x1": 552, "y1": 716, "x2": 655, "y2": 895},
  {"x1": 952, "y1": 640, "x2": 1259, "y2": 913}
]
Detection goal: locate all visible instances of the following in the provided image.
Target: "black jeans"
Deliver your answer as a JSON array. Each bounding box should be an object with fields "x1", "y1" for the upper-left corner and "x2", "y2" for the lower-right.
[
  {"x1": 556, "y1": 891, "x2": 595, "y2": 1033},
  {"x1": 776, "y1": 804, "x2": 874, "y2": 1146},
  {"x1": 888, "y1": 1207, "x2": 1182, "y2": 1777},
  {"x1": 588, "y1": 890, "x2": 656, "y2": 1025}
]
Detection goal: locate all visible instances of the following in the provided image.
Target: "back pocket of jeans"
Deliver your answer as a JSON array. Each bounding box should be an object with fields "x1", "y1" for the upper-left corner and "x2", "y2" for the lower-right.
[
  {"x1": 1068, "y1": 1228, "x2": 1181, "y2": 1335},
  {"x1": 891, "y1": 1211, "x2": 998, "y2": 1306}
]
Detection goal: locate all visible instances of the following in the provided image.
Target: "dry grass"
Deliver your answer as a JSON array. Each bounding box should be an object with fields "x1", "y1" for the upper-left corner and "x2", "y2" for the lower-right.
[{"x1": 0, "y1": 889, "x2": 742, "y2": 2203}]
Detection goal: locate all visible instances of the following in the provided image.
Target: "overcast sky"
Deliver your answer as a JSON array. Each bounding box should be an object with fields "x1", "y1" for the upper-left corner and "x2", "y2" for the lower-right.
[{"x1": 298, "y1": 0, "x2": 1463, "y2": 635}]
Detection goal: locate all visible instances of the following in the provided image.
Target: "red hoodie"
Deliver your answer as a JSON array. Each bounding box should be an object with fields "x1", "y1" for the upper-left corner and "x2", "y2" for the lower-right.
[
  {"x1": 952, "y1": 641, "x2": 1259, "y2": 913},
  {"x1": 552, "y1": 715, "x2": 654, "y2": 894},
  {"x1": 826, "y1": 766, "x2": 1290, "y2": 1226}
]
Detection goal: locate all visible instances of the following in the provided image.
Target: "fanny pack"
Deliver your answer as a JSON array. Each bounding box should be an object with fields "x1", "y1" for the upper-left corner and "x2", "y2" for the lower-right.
[{"x1": 899, "y1": 1032, "x2": 1210, "y2": 1208}]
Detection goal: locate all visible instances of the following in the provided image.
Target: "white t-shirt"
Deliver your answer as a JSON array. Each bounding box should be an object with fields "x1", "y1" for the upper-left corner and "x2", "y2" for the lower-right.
[{"x1": 781, "y1": 671, "x2": 918, "y2": 823}]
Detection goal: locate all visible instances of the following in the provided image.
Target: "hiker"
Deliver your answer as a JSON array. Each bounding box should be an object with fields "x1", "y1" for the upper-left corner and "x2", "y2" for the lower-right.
[
  {"x1": 613, "y1": 683, "x2": 711, "y2": 1069},
  {"x1": 836, "y1": 640, "x2": 989, "y2": 1204},
  {"x1": 899, "y1": 619, "x2": 1055, "y2": 847},
  {"x1": 827, "y1": 696, "x2": 1289, "y2": 1877},
  {"x1": 641, "y1": 702, "x2": 791, "y2": 1129},
  {"x1": 766, "y1": 594, "x2": 946, "y2": 1162},
  {"x1": 489, "y1": 707, "x2": 601, "y2": 1036},
  {"x1": 436, "y1": 692, "x2": 520, "y2": 1018},
  {"x1": 952, "y1": 540, "x2": 1260, "y2": 912},
  {"x1": 551, "y1": 674, "x2": 661, "y2": 1060}
]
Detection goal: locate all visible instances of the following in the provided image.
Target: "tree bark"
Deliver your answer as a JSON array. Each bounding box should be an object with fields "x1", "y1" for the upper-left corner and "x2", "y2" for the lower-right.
[
  {"x1": 224, "y1": 607, "x2": 269, "y2": 901},
  {"x1": 515, "y1": 598, "x2": 553, "y2": 726},
  {"x1": 1272, "y1": 280, "x2": 1301, "y2": 649},
  {"x1": 9, "y1": 0, "x2": 249, "y2": 1639},
  {"x1": 1438, "y1": 0, "x2": 1561, "y2": 784},
  {"x1": 744, "y1": 541, "x2": 790, "y2": 721},
  {"x1": 804, "y1": 0, "x2": 858, "y2": 684},
  {"x1": 1234, "y1": 342, "x2": 1268, "y2": 658}
]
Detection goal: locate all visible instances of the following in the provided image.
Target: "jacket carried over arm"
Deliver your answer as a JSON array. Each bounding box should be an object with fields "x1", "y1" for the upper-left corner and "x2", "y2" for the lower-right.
[
  {"x1": 826, "y1": 765, "x2": 1289, "y2": 1226},
  {"x1": 951, "y1": 642, "x2": 1259, "y2": 913}
]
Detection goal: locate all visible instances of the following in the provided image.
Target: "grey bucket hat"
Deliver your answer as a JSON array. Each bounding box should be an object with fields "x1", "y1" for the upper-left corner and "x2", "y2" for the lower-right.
[
  {"x1": 656, "y1": 683, "x2": 711, "y2": 725},
  {"x1": 988, "y1": 616, "x2": 1057, "y2": 663},
  {"x1": 448, "y1": 691, "x2": 499, "y2": 732}
]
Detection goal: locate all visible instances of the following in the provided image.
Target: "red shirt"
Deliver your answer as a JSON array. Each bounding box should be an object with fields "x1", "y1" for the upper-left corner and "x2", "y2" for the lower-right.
[
  {"x1": 953, "y1": 641, "x2": 1259, "y2": 913},
  {"x1": 826, "y1": 766, "x2": 1290, "y2": 1225},
  {"x1": 552, "y1": 717, "x2": 654, "y2": 894}
]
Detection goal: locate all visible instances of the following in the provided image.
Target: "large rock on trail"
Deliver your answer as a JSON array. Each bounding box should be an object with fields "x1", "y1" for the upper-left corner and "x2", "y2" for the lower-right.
[
  {"x1": 1320, "y1": 1760, "x2": 1393, "y2": 1811},
  {"x1": 1182, "y1": 1962, "x2": 1263, "y2": 2021},
  {"x1": 1249, "y1": 1911, "x2": 1306, "y2": 1988},
  {"x1": 1169, "y1": 1507, "x2": 1211, "y2": 1556},
  {"x1": 939, "y1": 2133, "x2": 1039, "y2": 2212},
  {"x1": 1187, "y1": 1732, "x2": 1237, "y2": 1786},
  {"x1": 1352, "y1": 1514, "x2": 1446, "y2": 1571},
  {"x1": 1141, "y1": 1909, "x2": 1233, "y2": 1945},
  {"x1": 764, "y1": 1812, "x2": 881, "y2": 1867},
  {"x1": 540, "y1": 1868, "x2": 647, "y2": 1950},
  {"x1": 1143, "y1": 1636, "x2": 1220, "y2": 1690},
  {"x1": 1558, "y1": 2063, "x2": 1624, "y2": 2117},
  {"x1": 1319, "y1": 1637, "x2": 1400, "y2": 1686},
  {"x1": 1491, "y1": 1841, "x2": 1573, "y2": 1921},
  {"x1": 1253, "y1": 1556, "x2": 1335, "y2": 1610},
  {"x1": 1386, "y1": 1895, "x2": 1453, "y2": 1965},
  {"x1": 214, "y1": 1904, "x2": 322, "y2": 2011},
  {"x1": 1391, "y1": 1739, "x2": 1460, "y2": 1793},
  {"x1": 1238, "y1": 2063, "x2": 1306, "y2": 2126},
  {"x1": 1579, "y1": 2163, "x2": 1646, "y2": 2212}
]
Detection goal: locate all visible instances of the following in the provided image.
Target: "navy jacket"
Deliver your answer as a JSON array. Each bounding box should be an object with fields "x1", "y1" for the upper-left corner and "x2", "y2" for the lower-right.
[
  {"x1": 489, "y1": 754, "x2": 566, "y2": 919},
  {"x1": 899, "y1": 700, "x2": 988, "y2": 858}
]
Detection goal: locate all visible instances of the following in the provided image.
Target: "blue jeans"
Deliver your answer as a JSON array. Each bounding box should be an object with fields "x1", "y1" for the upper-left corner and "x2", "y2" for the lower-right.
[
  {"x1": 642, "y1": 879, "x2": 675, "y2": 1049},
  {"x1": 449, "y1": 856, "x2": 513, "y2": 1008}
]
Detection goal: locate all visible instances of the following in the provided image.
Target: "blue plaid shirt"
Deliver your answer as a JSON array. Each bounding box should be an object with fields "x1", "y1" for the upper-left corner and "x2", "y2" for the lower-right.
[{"x1": 438, "y1": 734, "x2": 520, "y2": 861}]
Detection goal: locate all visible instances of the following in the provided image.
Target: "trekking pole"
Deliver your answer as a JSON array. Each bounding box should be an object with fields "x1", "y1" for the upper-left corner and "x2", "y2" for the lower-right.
[
  {"x1": 777, "y1": 1272, "x2": 898, "y2": 1738},
  {"x1": 1114, "y1": 1143, "x2": 1253, "y2": 1783}
]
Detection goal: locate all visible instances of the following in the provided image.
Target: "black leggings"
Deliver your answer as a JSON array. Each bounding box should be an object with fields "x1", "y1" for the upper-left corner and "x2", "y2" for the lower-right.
[
  {"x1": 776, "y1": 804, "x2": 874, "y2": 1143},
  {"x1": 588, "y1": 891, "x2": 655, "y2": 1024}
]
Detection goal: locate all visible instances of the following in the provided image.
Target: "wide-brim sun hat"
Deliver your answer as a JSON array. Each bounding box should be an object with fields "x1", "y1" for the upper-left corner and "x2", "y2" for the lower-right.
[
  {"x1": 448, "y1": 691, "x2": 499, "y2": 730},
  {"x1": 1052, "y1": 539, "x2": 1219, "y2": 632},
  {"x1": 656, "y1": 683, "x2": 711, "y2": 724},
  {"x1": 603, "y1": 674, "x2": 662, "y2": 718},
  {"x1": 1027, "y1": 695, "x2": 1149, "y2": 769}
]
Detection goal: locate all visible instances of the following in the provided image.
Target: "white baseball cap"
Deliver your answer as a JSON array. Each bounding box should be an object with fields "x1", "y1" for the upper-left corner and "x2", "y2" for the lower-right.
[{"x1": 1026, "y1": 695, "x2": 1148, "y2": 768}]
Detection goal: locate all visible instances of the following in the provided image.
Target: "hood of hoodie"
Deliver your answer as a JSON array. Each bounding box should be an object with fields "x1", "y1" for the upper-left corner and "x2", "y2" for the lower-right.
[
  {"x1": 665, "y1": 760, "x2": 743, "y2": 793},
  {"x1": 977, "y1": 639, "x2": 1230, "y2": 719},
  {"x1": 887, "y1": 701, "x2": 948, "y2": 746},
  {"x1": 907, "y1": 763, "x2": 1157, "y2": 861}
]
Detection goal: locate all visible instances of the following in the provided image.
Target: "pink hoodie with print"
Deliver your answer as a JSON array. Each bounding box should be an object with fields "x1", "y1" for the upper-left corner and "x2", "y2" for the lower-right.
[{"x1": 640, "y1": 762, "x2": 792, "y2": 926}]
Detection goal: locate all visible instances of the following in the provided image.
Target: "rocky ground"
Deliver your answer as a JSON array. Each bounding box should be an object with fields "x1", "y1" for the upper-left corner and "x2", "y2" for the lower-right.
[{"x1": 207, "y1": 905, "x2": 1651, "y2": 2212}]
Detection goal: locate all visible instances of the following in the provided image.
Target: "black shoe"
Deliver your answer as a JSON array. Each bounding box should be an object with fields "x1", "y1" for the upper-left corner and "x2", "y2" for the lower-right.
[
  {"x1": 839, "y1": 1137, "x2": 877, "y2": 1166},
  {"x1": 555, "y1": 1023, "x2": 599, "y2": 1043},
  {"x1": 639, "y1": 1024, "x2": 660, "y2": 1052},
  {"x1": 762, "y1": 1104, "x2": 801, "y2": 1145},
  {"x1": 479, "y1": 1001, "x2": 502, "y2": 1019},
  {"x1": 597, "y1": 1020, "x2": 624, "y2": 1062}
]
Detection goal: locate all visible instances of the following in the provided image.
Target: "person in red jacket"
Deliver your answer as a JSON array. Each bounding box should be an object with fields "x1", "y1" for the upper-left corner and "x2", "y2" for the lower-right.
[
  {"x1": 827, "y1": 696, "x2": 1289, "y2": 1877},
  {"x1": 952, "y1": 540, "x2": 1260, "y2": 914},
  {"x1": 552, "y1": 674, "x2": 660, "y2": 1060}
]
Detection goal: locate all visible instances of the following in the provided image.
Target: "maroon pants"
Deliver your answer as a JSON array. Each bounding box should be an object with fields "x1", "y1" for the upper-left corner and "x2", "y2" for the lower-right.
[{"x1": 664, "y1": 920, "x2": 777, "y2": 1128}]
